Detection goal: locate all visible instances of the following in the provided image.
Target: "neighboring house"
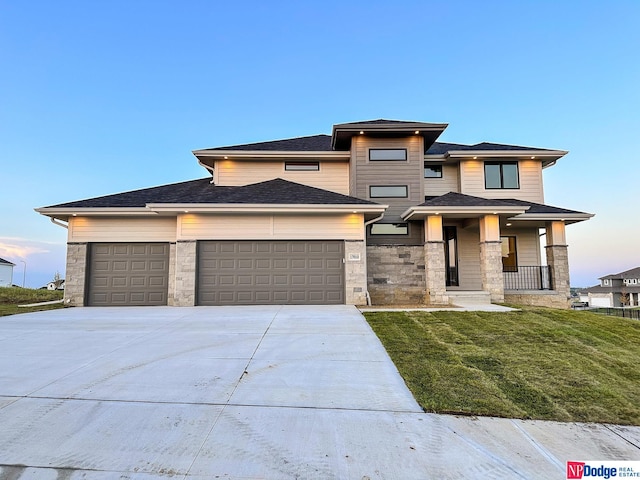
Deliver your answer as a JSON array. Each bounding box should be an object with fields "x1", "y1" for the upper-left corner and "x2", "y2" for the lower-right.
[
  {"x1": 45, "y1": 280, "x2": 65, "y2": 291},
  {"x1": 36, "y1": 119, "x2": 593, "y2": 308},
  {"x1": 0, "y1": 258, "x2": 15, "y2": 288},
  {"x1": 581, "y1": 267, "x2": 640, "y2": 307}
]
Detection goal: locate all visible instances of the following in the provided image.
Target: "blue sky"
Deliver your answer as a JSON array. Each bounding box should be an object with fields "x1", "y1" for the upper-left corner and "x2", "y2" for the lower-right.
[{"x1": 1, "y1": 0, "x2": 638, "y2": 288}]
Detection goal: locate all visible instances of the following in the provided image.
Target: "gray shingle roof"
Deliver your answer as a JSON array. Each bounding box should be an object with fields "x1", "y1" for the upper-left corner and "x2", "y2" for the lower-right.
[
  {"x1": 0, "y1": 257, "x2": 15, "y2": 266},
  {"x1": 426, "y1": 141, "x2": 552, "y2": 155},
  {"x1": 44, "y1": 178, "x2": 378, "y2": 208},
  {"x1": 600, "y1": 267, "x2": 640, "y2": 280},
  {"x1": 419, "y1": 192, "x2": 589, "y2": 216},
  {"x1": 421, "y1": 192, "x2": 515, "y2": 208},
  {"x1": 202, "y1": 136, "x2": 552, "y2": 155},
  {"x1": 211, "y1": 135, "x2": 332, "y2": 151}
]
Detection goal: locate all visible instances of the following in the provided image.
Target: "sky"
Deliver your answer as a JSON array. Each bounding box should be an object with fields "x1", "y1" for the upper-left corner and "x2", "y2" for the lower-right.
[{"x1": 1, "y1": 0, "x2": 639, "y2": 288}]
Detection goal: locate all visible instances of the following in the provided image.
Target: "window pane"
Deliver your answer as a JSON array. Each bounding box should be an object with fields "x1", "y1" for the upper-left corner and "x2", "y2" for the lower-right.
[
  {"x1": 370, "y1": 223, "x2": 408, "y2": 235},
  {"x1": 285, "y1": 162, "x2": 319, "y2": 171},
  {"x1": 484, "y1": 163, "x2": 502, "y2": 189},
  {"x1": 369, "y1": 149, "x2": 407, "y2": 161},
  {"x1": 502, "y1": 163, "x2": 519, "y2": 188},
  {"x1": 501, "y1": 236, "x2": 517, "y2": 272},
  {"x1": 369, "y1": 185, "x2": 408, "y2": 198},
  {"x1": 424, "y1": 164, "x2": 443, "y2": 178}
]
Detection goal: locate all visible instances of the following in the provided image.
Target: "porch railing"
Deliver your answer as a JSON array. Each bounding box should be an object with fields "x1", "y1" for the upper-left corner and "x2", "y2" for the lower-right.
[{"x1": 503, "y1": 266, "x2": 553, "y2": 291}]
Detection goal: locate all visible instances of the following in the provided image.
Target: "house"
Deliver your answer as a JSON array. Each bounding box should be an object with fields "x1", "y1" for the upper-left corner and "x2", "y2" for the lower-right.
[
  {"x1": 0, "y1": 258, "x2": 15, "y2": 288},
  {"x1": 580, "y1": 267, "x2": 640, "y2": 307},
  {"x1": 45, "y1": 279, "x2": 65, "y2": 291},
  {"x1": 36, "y1": 119, "x2": 593, "y2": 308}
]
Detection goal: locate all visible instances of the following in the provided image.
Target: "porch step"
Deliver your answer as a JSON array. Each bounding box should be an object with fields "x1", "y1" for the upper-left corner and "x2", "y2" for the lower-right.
[{"x1": 447, "y1": 291, "x2": 492, "y2": 307}]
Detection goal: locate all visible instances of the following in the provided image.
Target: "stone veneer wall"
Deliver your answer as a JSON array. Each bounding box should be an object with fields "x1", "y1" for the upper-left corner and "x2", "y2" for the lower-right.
[
  {"x1": 479, "y1": 241, "x2": 505, "y2": 303},
  {"x1": 504, "y1": 292, "x2": 571, "y2": 309},
  {"x1": 173, "y1": 240, "x2": 196, "y2": 306},
  {"x1": 366, "y1": 245, "x2": 425, "y2": 305},
  {"x1": 345, "y1": 240, "x2": 367, "y2": 305},
  {"x1": 64, "y1": 242, "x2": 88, "y2": 306}
]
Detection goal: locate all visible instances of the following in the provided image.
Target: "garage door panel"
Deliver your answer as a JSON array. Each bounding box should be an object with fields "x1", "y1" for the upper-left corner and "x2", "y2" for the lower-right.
[
  {"x1": 197, "y1": 241, "x2": 344, "y2": 305},
  {"x1": 88, "y1": 243, "x2": 169, "y2": 306}
]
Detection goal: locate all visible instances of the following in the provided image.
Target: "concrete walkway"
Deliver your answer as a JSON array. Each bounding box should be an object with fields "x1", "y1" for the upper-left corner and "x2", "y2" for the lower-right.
[{"x1": 0, "y1": 306, "x2": 638, "y2": 479}]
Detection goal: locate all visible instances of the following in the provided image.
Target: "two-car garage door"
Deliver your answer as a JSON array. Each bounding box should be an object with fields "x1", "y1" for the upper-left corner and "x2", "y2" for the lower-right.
[
  {"x1": 197, "y1": 241, "x2": 344, "y2": 305},
  {"x1": 86, "y1": 240, "x2": 345, "y2": 306}
]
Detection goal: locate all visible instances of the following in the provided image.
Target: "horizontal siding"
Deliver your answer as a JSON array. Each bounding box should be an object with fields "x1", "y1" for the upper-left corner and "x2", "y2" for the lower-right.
[
  {"x1": 504, "y1": 227, "x2": 541, "y2": 266},
  {"x1": 459, "y1": 160, "x2": 544, "y2": 203},
  {"x1": 216, "y1": 160, "x2": 350, "y2": 194},
  {"x1": 456, "y1": 225, "x2": 482, "y2": 290},
  {"x1": 423, "y1": 164, "x2": 459, "y2": 197},
  {"x1": 178, "y1": 213, "x2": 364, "y2": 240},
  {"x1": 68, "y1": 217, "x2": 176, "y2": 242}
]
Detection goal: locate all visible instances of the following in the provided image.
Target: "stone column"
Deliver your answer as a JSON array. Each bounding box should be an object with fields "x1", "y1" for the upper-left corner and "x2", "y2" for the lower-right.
[
  {"x1": 64, "y1": 242, "x2": 88, "y2": 306},
  {"x1": 479, "y1": 215, "x2": 504, "y2": 303},
  {"x1": 545, "y1": 221, "x2": 571, "y2": 303},
  {"x1": 173, "y1": 240, "x2": 197, "y2": 306},
  {"x1": 424, "y1": 215, "x2": 448, "y2": 305},
  {"x1": 167, "y1": 242, "x2": 176, "y2": 306},
  {"x1": 345, "y1": 240, "x2": 367, "y2": 305}
]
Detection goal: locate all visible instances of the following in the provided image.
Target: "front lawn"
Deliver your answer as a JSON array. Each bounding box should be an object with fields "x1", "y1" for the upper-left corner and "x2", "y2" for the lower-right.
[
  {"x1": 364, "y1": 308, "x2": 640, "y2": 425},
  {"x1": 0, "y1": 287, "x2": 64, "y2": 317}
]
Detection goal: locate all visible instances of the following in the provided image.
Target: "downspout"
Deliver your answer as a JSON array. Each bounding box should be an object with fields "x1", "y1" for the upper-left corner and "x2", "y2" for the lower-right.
[
  {"x1": 362, "y1": 213, "x2": 385, "y2": 306},
  {"x1": 197, "y1": 158, "x2": 216, "y2": 184},
  {"x1": 50, "y1": 217, "x2": 68, "y2": 229}
]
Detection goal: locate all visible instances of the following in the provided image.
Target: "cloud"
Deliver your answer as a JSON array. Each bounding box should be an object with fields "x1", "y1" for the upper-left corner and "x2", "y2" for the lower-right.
[{"x1": 0, "y1": 238, "x2": 50, "y2": 261}]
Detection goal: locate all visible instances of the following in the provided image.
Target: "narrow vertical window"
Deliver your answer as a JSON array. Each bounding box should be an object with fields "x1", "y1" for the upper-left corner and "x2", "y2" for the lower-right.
[{"x1": 501, "y1": 236, "x2": 518, "y2": 272}]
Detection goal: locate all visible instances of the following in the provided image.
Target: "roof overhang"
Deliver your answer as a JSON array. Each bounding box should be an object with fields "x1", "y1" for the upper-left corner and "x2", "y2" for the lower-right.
[
  {"x1": 507, "y1": 212, "x2": 594, "y2": 226},
  {"x1": 193, "y1": 150, "x2": 350, "y2": 162},
  {"x1": 402, "y1": 205, "x2": 529, "y2": 221},
  {"x1": 443, "y1": 149, "x2": 568, "y2": 168},
  {"x1": 332, "y1": 121, "x2": 448, "y2": 151},
  {"x1": 36, "y1": 204, "x2": 388, "y2": 222}
]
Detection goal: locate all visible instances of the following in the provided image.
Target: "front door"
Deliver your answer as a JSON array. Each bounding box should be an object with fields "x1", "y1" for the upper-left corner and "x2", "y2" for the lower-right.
[{"x1": 444, "y1": 226, "x2": 459, "y2": 287}]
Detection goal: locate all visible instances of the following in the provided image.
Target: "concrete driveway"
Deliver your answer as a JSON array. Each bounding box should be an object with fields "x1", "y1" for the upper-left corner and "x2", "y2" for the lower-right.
[{"x1": 0, "y1": 305, "x2": 638, "y2": 479}]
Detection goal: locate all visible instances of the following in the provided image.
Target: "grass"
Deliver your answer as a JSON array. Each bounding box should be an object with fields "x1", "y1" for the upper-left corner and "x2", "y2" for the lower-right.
[
  {"x1": 0, "y1": 287, "x2": 64, "y2": 317},
  {"x1": 364, "y1": 307, "x2": 640, "y2": 425}
]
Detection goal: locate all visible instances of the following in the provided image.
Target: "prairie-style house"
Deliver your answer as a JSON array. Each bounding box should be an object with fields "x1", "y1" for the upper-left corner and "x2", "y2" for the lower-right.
[
  {"x1": 37, "y1": 119, "x2": 593, "y2": 308},
  {"x1": 580, "y1": 267, "x2": 640, "y2": 308}
]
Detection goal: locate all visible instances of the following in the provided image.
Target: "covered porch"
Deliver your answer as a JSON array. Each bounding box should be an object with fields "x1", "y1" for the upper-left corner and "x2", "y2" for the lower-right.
[{"x1": 402, "y1": 193, "x2": 593, "y2": 308}]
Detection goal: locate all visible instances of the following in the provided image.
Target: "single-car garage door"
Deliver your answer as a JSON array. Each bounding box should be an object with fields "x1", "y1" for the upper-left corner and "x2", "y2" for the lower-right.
[
  {"x1": 197, "y1": 240, "x2": 344, "y2": 305},
  {"x1": 87, "y1": 243, "x2": 170, "y2": 306}
]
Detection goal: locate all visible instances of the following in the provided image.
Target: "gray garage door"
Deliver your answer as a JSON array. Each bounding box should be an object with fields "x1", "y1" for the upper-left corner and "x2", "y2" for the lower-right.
[
  {"x1": 197, "y1": 241, "x2": 344, "y2": 305},
  {"x1": 87, "y1": 243, "x2": 170, "y2": 306}
]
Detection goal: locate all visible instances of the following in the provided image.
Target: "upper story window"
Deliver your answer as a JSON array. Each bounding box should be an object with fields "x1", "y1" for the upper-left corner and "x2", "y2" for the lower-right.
[
  {"x1": 424, "y1": 163, "x2": 443, "y2": 178},
  {"x1": 485, "y1": 161, "x2": 519, "y2": 189},
  {"x1": 285, "y1": 162, "x2": 319, "y2": 171},
  {"x1": 369, "y1": 185, "x2": 408, "y2": 198},
  {"x1": 603, "y1": 279, "x2": 611, "y2": 286},
  {"x1": 369, "y1": 149, "x2": 407, "y2": 161}
]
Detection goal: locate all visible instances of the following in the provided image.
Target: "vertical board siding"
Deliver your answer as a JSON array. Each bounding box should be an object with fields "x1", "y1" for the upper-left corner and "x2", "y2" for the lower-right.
[
  {"x1": 459, "y1": 160, "x2": 544, "y2": 203},
  {"x1": 352, "y1": 136, "x2": 423, "y2": 223},
  {"x1": 69, "y1": 217, "x2": 177, "y2": 242},
  {"x1": 216, "y1": 160, "x2": 350, "y2": 194},
  {"x1": 178, "y1": 213, "x2": 364, "y2": 240}
]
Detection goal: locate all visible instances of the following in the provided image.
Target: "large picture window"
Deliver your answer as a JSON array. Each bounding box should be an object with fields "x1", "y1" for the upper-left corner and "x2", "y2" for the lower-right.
[
  {"x1": 370, "y1": 223, "x2": 409, "y2": 235},
  {"x1": 485, "y1": 162, "x2": 519, "y2": 189},
  {"x1": 369, "y1": 149, "x2": 407, "y2": 161},
  {"x1": 501, "y1": 236, "x2": 518, "y2": 272},
  {"x1": 369, "y1": 185, "x2": 408, "y2": 198}
]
